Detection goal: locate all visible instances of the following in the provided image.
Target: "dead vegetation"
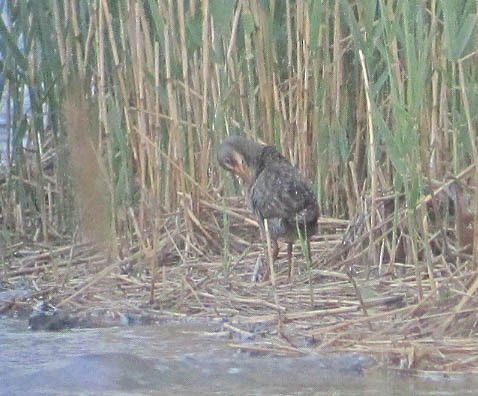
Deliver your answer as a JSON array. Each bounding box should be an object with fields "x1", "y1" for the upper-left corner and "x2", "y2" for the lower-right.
[{"x1": 2, "y1": 170, "x2": 478, "y2": 375}]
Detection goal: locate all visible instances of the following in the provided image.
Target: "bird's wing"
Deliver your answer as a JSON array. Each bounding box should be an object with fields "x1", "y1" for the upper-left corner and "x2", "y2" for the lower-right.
[{"x1": 250, "y1": 163, "x2": 317, "y2": 221}]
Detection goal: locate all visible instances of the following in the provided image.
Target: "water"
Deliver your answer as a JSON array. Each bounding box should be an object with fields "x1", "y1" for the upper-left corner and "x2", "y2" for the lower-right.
[{"x1": 1, "y1": 316, "x2": 476, "y2": 395}]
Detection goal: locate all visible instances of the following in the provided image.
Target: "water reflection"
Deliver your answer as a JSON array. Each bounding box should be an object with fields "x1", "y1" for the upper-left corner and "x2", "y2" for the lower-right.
[{"x1": 1, "y1": 317, "x2": 475, "y2": 395}]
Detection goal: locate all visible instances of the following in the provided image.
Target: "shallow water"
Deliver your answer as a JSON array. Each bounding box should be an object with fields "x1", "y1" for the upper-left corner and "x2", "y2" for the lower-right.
[{"x1": 1, "y1": 317, "x2": 476, "y2": 395}]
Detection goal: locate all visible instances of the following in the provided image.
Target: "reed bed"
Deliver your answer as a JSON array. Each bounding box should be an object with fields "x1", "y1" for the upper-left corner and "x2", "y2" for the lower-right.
[
  {"x1": 1, "y1": 0, "x2": 478, "y2": 374},
  {"x1": 3, "y1": 187, "x2": 478, "y2": 374}
]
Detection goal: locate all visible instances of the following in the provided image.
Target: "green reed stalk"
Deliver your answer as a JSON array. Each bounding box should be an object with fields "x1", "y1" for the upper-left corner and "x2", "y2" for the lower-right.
[{"x1": 0, "y1": 0, "x2": 476, "y2": 276}]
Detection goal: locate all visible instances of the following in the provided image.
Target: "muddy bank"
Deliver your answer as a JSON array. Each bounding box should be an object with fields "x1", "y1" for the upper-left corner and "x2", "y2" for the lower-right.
[
  {"x1": 3, "y1": 231, "x2": 478, "y2": 374},
  {"x1": 3, "y1": 316, "x2": 475, "y2": 395}
]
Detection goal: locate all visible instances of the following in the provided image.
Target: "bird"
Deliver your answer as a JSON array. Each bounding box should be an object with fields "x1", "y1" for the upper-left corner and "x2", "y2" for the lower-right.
[{"x1": 217, "y1": 135, "x2": 319, "y2": 280}]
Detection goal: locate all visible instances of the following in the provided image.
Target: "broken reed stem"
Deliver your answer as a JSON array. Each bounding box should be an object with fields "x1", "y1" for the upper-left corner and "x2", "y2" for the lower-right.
[
  {"x1": 56, "y1": 261, "x2": 117, "y2": 308},
  {"x1": 305, "y1": 241, "x2": 315, "y2": 309},
  {"x1": 458, "y1": 59, "x2": 478, "y2": 268},
  {"x1": 439, "y1": 270, "x2": 478, "y2": 335},
  {"x1": 346, "y1": 269, "x2": 373, "y2": 331},
  {"x1": 149, "y1": 252, "x2": 157, "y2": 305},
  {"x1": 264, "y1": 219, "x2": 282, "y2": 328},
  {"x1": 296, "y1": 222, "x2": 315, "y2": 308},
  {"x1": 358, "y1": 49, "x2": 378, "y2": 273}
]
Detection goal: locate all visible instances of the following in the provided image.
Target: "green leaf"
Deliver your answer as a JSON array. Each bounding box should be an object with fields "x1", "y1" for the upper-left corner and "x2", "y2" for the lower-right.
[{"x1": 0, "y1": 16, "x2": 27, "y2": 71}]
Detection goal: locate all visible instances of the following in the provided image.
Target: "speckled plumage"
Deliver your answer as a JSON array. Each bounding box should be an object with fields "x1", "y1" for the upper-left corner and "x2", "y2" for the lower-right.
[{"x1": 217, "y1": 136, "x2": 319, "y2": 279}]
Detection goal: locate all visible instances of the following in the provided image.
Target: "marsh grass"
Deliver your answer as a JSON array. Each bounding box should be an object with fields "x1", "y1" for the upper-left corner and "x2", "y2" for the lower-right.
[{"x1": 1, "y1": 0, "x2": 478, "y2": 372}]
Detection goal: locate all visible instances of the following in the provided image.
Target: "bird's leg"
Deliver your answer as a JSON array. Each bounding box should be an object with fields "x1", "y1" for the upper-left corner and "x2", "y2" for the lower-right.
[
  {"x1": 286, "y1": 242, "x2": 293, "y2": 281},
  {"x1": 306, "y1": 239, "x2": 312, "y2": 262},
  {"x1": 251, "y1": 255, "x2": 263, "y2": 282},
  {"x1": 272, "y1": 239, "x2": 279, "y2": 261},
  {"x1": 257, "y1": 223, "x2": 268, "y2": 281}
]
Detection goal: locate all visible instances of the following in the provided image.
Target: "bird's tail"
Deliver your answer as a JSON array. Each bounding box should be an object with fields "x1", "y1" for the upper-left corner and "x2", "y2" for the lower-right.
[{"x1": 293, "y1": 205, "x2": 319, "y2": 237}]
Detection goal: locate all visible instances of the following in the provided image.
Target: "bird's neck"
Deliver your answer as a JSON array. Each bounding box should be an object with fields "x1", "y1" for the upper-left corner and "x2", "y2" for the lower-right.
[{"x1": 254, "y1": 146, "x2": 286, "y2": 177}]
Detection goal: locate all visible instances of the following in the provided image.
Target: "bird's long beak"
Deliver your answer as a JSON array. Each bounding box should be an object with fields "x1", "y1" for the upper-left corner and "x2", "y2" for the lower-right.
[
  {"x1": 227, "y1": 151, "x2": 251, "y2": 183},
  {"x1": 233, "y1": 161, "x2": 251, "y2": 184}
]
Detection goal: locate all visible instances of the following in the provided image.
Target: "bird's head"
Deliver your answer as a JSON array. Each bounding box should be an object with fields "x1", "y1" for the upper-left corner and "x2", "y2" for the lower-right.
[{"x1": 217, "y1": 136, "x2": 264, "y2": 184}]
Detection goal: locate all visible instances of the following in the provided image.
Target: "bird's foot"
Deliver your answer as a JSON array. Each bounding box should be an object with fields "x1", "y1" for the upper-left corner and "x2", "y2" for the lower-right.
[
  {"x1": 251, "y1": 255, "x2": 263, "y2": 282},
  {"x1": 251, "y1": 255, "x2": 270, "y2": 282}
]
